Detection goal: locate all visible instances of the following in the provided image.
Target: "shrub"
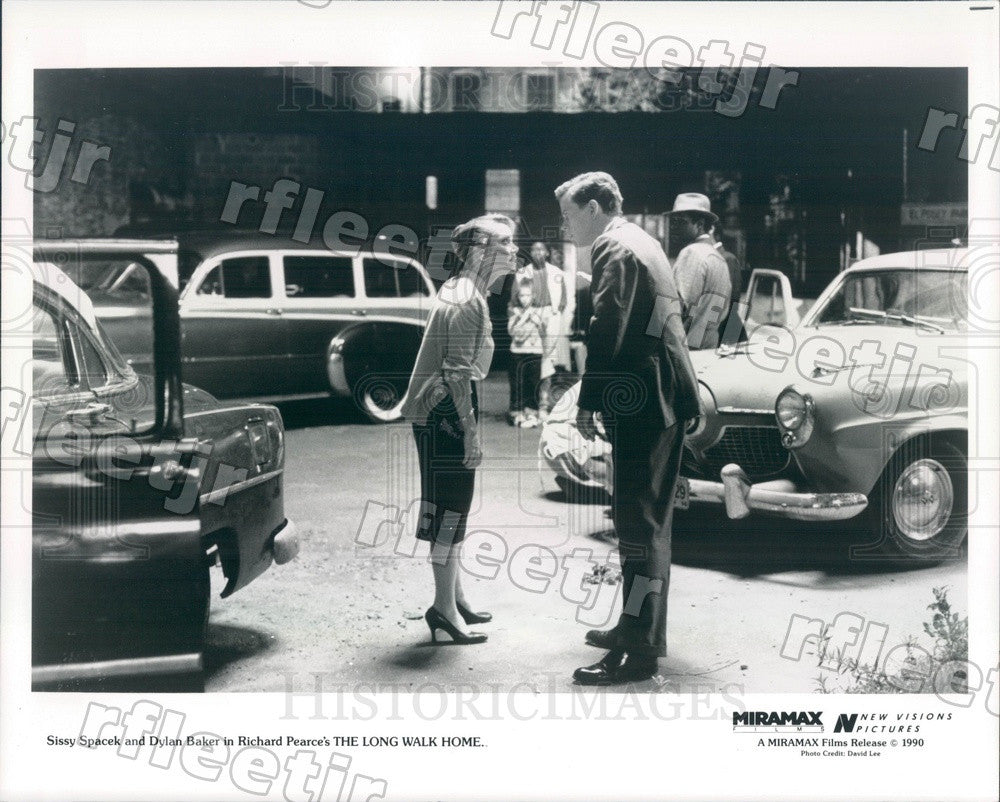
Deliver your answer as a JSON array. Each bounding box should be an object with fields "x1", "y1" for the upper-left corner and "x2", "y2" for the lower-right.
[{"x1": 814, "y1": 587, "x2": 968, "y2": 695}]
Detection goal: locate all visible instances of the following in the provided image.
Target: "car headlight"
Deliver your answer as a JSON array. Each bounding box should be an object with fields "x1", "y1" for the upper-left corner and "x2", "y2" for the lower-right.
[{"x1": 775, "y1": 387, "x2": 815, "y2": 448}]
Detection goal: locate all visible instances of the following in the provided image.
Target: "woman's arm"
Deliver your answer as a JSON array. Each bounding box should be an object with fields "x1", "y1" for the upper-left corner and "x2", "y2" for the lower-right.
[{"x1": 442, "y1": 302, "x2": 485, "y2": 468}]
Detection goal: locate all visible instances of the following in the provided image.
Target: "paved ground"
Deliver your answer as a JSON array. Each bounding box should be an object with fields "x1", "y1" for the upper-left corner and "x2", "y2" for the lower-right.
[{"x1": 204, "y1": 374, "x2": 967, "y2": 694}]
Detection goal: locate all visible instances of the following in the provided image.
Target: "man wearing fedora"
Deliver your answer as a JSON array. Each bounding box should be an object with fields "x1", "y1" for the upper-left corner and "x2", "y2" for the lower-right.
[{"x1": 668, "y1": 193, "x2": 732, "y2": 351}]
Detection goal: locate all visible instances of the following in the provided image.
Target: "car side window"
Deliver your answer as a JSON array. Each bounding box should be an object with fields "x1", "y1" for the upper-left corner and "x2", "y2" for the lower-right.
[
  {"x1": 77, "y1": 328, "x2": 110, "y2": 389},
  {"x1": 363, "y1": 258, "x2": 429, "y2": 298},
  {"x1": 395, "y1": 260, "x2": 430, "y2": 297},
  {"x1": 747, "y1": 274, "x2": 787, "y2": 326},
  {"x1": 283, "y1": 256, "x2": 355, "y2": 298},
  {"x1": 197, "y1": 256, "x2": 272, "y2": 298},
  {"x1": 32, "y1": 302, "x2": 75, "y2": 397}
]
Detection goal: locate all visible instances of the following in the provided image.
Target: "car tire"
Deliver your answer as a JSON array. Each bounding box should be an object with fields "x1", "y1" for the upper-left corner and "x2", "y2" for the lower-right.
[
  {"x1": 355, "y1": 374, "x2": 407, "y2": 423},
  {"x1": 861, "y1": 437, "x2": 967, "y2": 563}
]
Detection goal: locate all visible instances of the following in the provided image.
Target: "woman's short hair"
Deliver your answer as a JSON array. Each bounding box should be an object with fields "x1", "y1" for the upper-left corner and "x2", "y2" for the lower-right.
[
  {"x1": 450, "y1": 213, "x2": 516, "y2": 265},
  {"x1": 554, "y1": 172, "x2": 623, "y2": 215}
]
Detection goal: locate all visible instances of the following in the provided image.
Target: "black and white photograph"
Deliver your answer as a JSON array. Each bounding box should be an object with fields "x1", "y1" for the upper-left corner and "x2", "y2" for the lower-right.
[{"x1": 2, "y1": 2, "x2": 998, "y2": 801}]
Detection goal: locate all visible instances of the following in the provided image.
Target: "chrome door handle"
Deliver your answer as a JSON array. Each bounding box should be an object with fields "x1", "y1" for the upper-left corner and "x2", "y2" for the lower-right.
[
  {"x1": 64, "y1": 402, "x2": 111, "y2": 424},
  {"x1": 351, "y1": 309, "x2": 367, "y2": 316},
  {"x1": 265, "y1": 308, "x2": 283, "y2": 316}
]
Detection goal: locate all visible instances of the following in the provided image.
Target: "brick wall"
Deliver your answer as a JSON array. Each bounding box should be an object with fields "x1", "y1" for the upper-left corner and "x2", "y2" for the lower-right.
[{"x1": 32, "y1": 113, "x2": 184, "y2": 237}]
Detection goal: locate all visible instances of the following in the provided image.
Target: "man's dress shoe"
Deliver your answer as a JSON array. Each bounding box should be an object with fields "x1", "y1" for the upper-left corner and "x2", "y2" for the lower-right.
[
  {"x1": 573, "y1": 652, "x2": 658, "y2": 686},
  {"x1": 585, "y1": 628, "x2": 619, "y2": 649}
]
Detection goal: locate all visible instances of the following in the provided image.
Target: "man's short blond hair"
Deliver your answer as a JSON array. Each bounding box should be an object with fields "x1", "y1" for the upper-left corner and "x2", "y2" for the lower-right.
[{"x1": 554, "y1": 172, "x2": 623, "y2": 215}]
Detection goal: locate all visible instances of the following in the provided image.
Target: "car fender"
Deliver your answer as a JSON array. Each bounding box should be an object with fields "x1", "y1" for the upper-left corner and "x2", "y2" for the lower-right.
[
  {"x1": 327, "y1": 320, "x2": 425, "y2": 397},
  {"x1": 791, "y1": 382, "x2": 967, "y2": 495}
]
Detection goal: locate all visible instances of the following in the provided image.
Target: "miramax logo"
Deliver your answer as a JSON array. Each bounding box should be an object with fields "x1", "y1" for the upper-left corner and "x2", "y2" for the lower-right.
[{"x1": 732, "y1": 711, "x2": 824, "y2": 732}]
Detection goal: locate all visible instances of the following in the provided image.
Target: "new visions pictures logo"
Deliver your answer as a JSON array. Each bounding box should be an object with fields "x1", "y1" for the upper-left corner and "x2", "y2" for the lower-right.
[{"x1": 732, "y1": 711, "x2": 824, "y2": 732}]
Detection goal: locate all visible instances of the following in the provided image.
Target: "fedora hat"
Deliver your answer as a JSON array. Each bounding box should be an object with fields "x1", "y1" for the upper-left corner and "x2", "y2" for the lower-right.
[{"x1": 667, "y1": 193, "x2": 718, "y2": 224}]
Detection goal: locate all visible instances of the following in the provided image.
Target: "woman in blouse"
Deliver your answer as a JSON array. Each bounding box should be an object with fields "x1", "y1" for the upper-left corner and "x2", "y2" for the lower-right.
[{"x1": 400, "y1": 214, "x2": 518, "y2": 645}]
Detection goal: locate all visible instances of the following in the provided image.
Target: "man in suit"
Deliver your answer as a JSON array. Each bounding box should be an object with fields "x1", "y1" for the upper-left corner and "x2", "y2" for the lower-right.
[{"x1": 555, "y1": 172, "x2": 701, "y2": 685}]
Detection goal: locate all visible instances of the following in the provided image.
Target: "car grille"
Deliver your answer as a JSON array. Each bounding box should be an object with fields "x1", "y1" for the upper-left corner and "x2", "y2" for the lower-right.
[{"x1": 701, "y1": 426, "x2": 789, "y2": 478}]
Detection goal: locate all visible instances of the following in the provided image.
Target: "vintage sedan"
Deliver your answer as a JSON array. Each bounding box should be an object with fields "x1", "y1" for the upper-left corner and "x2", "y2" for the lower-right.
[
  {"x1": 542, "y1": 251, "x2": 971, "y2": 560},
  {"x1": 30, "y1": 241, "x2": 298, "y2": 690},
  {"x1": 74, "y1": 232, "x2": 436, "y2": 422}
]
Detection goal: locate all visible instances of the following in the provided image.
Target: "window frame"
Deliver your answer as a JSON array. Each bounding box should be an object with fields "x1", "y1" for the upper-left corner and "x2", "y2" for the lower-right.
[
  {"x1": 282, "y1": 252, "x2": 359, "y2": 300},
  {"x1": 361, "y1": 256, "x2": 432, "y2": 300},
  {"x1": 181, "y1": 250, "x2": 283, "y2": 306}
]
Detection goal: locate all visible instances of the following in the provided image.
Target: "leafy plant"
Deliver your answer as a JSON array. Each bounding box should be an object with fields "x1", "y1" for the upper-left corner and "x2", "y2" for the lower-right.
[{"x1": 814, "y1": 587, "x2": 968, "y2": 695}]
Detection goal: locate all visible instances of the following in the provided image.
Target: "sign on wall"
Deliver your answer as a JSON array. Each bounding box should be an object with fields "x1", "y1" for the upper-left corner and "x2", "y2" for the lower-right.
[
  {"x1": 900, "y1": 202, "x2": 968, "y2": 226},
  {"x1": 485, "y1": 169, "x2": 520, "y2": 216}
]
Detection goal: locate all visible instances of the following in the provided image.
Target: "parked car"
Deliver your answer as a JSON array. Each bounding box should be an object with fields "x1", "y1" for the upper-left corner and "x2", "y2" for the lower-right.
[
  {"x1": 30, "y1": 240, "x2": 298, "y2": 690},
  {"x1": 71, "y1": 232, "x2": 436, "y2": 422},
  {"x1": 541, "y1": 252, "x2": 971, "y2": 560}
]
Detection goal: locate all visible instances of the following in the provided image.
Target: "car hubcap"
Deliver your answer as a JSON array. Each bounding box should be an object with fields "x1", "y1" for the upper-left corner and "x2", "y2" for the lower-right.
[
  {"x1": 362, "y1": 380, "x2": 403, "y2": 420},
  {"x1": 891, "y1": 458, "x2": 954, "y2": 541}
]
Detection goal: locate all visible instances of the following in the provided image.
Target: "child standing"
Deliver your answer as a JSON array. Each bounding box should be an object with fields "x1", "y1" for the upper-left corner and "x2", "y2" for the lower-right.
[{"x1": 507, "y1": 279, "x2": 544, "y2": 428}]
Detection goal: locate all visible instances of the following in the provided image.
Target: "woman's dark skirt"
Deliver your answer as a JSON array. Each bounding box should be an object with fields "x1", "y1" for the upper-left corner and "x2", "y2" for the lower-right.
[{"x1": 411, "y1": 383, "x2": 479, "y2": 545}]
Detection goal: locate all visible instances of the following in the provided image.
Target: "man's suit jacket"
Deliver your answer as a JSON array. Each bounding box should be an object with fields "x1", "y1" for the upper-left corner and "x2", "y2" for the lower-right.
[{"x1": 578, "y1": 218, "x2": 701, "y2": 429}]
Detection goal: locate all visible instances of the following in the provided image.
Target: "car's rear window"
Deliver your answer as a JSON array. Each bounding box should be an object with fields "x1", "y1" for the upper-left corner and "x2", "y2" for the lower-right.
[{"x1": 363, "y1": 258, "x2": 429, "y2": 298}]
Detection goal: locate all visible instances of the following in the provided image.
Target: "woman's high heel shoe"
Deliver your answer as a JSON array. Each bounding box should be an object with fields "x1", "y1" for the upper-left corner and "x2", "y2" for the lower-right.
[
  {"x1": 456, "y1": 602, "x2": 492, "y2": 625},
  {"x1": 425, "y1": 607, "x2": 487, "y2": 645}
]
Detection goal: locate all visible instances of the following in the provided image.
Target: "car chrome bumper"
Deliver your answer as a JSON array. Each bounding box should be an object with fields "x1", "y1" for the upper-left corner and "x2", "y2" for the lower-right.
[
  {"x1": 271, "y1": 518, "x2": 299, "y2": 565},
  {"x1": 326, "y1": 352, "x2": 351, "y2": 397},
  {"x1": 687, "y1": 464, "x2": 868, "y2": 522},
  {"x1": 33, "y1": 652, "x2": 202, "y2": 686}
]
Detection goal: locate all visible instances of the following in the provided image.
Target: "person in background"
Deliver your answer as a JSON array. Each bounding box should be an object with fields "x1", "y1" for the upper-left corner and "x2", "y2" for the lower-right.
[
  {"x1": 400, "y1": 214, "x2": 518, "y2": 646},
  {"x1": 710, "y1": 225, "x2": 747, "y2": 345},
  {"x1": 569, "y1": 259, "x2": 593, "y2": 374},
  {"x1": 547, "y1": 246, "x2": 576, "y2": 372},
  {"x1": 506, "y1": 278, "x2": 545, "y2": 428},
  {"x1": 523, "y1": 242, "x2": 567, "y2": 419},
  {"x1": 667, "y1": 193, "x2": 731, "y2": 350}
]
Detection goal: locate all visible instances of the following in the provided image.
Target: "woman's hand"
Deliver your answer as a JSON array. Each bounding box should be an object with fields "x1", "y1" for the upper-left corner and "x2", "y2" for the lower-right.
[
  {"x1": 576, "y1": 407, "x2": 599, "y2": 440},
  {"x1": 463, "y1": 425, "x2": 483, "y2": 469}
]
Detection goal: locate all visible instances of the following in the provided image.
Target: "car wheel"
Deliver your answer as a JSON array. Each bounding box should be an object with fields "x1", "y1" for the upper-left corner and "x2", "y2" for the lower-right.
[
  {"x1": 356, "y1": 374, "x2": 406, "y2": 423},
  {"x1": 864, "y1": 437, "x2": 967, "y2": 562}
]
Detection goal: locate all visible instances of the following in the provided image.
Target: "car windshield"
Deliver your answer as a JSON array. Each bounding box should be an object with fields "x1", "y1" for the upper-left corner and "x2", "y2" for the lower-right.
[
  {"x1": 65, "y1": 258, "x2": 151, "y2": 300},
  {"x1": 92, "y1": 317, "x2": 135, "y2": 380},
  {"x1": 812, "y1": 269, "x2": 966, "y2": 332}
]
